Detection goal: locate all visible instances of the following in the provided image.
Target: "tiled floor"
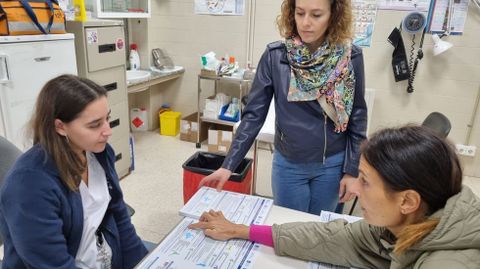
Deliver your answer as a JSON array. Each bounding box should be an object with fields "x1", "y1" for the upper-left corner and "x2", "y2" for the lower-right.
[{"x1": 121, "y1": 131, "x2": 480, "y2": 243}]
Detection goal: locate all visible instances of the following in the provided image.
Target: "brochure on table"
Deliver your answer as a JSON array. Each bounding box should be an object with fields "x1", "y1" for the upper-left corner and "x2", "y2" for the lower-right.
[{"x1": 136, "y1": 187, "x2": 273, "y2": 269}]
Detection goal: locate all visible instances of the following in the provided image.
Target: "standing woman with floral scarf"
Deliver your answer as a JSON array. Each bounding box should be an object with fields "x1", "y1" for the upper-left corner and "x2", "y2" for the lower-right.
[{"x1": 200, "y1": 0, "x2": 367, "y2": 215}]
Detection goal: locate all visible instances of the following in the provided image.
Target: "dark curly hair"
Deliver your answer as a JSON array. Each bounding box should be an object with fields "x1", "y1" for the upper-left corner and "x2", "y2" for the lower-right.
[{"x1": 276, "y1": 0, "x2": 354, "y2": 45}]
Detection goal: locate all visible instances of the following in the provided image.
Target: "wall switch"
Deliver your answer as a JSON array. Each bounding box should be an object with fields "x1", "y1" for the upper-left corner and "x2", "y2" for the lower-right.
[{"x1": 456, "y1": 144, "x2": 477, "y2": 157}]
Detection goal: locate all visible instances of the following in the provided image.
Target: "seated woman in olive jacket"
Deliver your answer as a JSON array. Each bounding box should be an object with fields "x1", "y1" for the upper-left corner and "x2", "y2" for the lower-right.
[{"x1": 189, "y1": 125, "x2": 480, "y2": 268}]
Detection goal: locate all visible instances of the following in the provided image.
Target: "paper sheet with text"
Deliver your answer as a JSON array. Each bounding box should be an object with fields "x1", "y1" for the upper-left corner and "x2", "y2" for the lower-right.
[{"x1": 136, "y1": 187, "x2": 273, "y2": 269}]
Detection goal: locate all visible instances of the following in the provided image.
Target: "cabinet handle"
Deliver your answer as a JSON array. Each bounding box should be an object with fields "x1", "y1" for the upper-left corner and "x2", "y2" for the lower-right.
[
  {"x1": 109, "y1": 119, "x2": 120, "y2": 128},
  {"x1": 34, "y1": 56, "x2": 51, "y2": 62},
  {"x1": 99, "y1": 44, "x2": 116, "y2": 53},
  {"x1": 104, "y1": 82, "x2": 117, "y2": 92},
  {"x1": 115, "y1": 153, "x2": 122, "y2": 162},
  {"x1": 0, "y1": 54, "x2": 10, "y2": 83}
]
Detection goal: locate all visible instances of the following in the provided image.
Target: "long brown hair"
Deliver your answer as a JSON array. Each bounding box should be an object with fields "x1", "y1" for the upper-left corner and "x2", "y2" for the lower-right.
[
  {"x1": 276, "y1": 0, "x2": 354, "y2": 45},
  {"x1": 31, "y1": 75, "x2": 107, "y2": 191},
  {"x1": 362, "y1": 126, "x2": 463, "y2": 255}
]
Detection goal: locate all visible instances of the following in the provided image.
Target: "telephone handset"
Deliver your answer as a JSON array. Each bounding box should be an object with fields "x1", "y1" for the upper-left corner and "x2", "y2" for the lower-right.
[
  {"x1": 152, "y1": 48, "x2": 174, "y2": 70},
  {"x1": 401, "y1": 12, "x2": 427, "y2": 93}
]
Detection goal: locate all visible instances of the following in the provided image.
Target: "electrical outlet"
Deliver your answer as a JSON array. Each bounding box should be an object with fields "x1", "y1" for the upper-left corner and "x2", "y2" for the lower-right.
[{"x1": 456, "y1": 144, "x2": 477, "y2": 157}]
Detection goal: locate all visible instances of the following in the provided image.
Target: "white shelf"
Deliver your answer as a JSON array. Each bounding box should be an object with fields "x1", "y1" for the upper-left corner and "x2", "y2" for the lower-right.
[
  {"x1": 96, "y1": 11, "x2": 150, "y2": 18},
  {"x1": 196, "y1": 74, "x2": 252, "y2": 147},
  {"x1": 201, "y1": 116, "x2": 237, "y2": 127}
]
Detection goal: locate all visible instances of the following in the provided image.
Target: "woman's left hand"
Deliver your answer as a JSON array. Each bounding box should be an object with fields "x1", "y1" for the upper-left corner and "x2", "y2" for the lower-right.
[{"x1": 339, "y1": 174, "x2": 357, "y2": 203}]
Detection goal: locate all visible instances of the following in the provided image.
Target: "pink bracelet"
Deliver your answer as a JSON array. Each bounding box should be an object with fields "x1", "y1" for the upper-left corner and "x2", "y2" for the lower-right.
[{"x1": 249, "y1": 225, "x2": 274, "y2": 247}]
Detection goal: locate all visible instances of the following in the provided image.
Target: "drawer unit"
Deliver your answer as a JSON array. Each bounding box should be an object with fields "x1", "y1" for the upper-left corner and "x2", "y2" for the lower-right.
[
  {"x1": 67, "y1": 20, "x2": 131, "y2": 178},
  {"x1": 109, "y1": 101, "x2": 129, "y2": 141},
  {"x1": 85, "y1": 26, "x2": 125, "y2": 72},
  {"x1": 109, "y1": 135, "x2": 131, "y2": 178},
  {"x1": 88, "y1": 66, "x2": 127, "y2": 105}
]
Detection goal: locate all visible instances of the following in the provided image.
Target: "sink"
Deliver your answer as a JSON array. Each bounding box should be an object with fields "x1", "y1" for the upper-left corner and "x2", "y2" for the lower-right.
[
  {"x1": 151, "y1": 65, "x2": 184, "y2": 74},
  {"x1": 126, "y1": 70, "x2": 151, "y2": 83}
]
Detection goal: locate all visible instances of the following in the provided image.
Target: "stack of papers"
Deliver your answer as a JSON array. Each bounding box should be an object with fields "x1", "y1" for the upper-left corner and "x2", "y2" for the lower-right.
[{"x1": 136, "y1": 187, "x2": 273, "y2": 269}]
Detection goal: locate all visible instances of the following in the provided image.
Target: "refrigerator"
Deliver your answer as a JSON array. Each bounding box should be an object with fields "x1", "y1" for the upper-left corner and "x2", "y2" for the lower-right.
[{"x1": 0, "y1": 34, "x2": 78, "y2": 150}]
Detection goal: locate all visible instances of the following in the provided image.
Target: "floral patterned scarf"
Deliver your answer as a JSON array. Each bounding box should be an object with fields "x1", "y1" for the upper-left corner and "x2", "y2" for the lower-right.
[{"x1": 286, "y1": 36, "x2": 355, "y2": 132}]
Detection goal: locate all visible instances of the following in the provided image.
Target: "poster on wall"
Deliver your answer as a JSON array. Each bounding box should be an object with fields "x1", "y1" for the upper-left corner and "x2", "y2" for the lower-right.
[
  {"x1": 195, "y1": 0, "x2": 245, "y2": 15},
  {"x1": 353, "y1": 0, "x2": 378, "y2": 47},
  {"x1": 427, "y1": 0, "x2": 469, "y2": 35},
  {"x1": 377, "y1": 0, "x2": 432, "y2": 11}
]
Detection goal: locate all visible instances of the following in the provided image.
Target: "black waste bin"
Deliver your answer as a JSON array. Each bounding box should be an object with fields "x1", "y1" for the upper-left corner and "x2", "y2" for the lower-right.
[{"x1": 182, "y1": 151, "x2": 253, "y2": 203}]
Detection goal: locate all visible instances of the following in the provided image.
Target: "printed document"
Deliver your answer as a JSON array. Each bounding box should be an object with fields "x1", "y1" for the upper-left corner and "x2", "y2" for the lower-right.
[
  {"x1": 194, "y1": 0, "x2": 245, "y2": 15},
  {"x1": 136, "y1": 187, "x2": 273, "y2": 269}
]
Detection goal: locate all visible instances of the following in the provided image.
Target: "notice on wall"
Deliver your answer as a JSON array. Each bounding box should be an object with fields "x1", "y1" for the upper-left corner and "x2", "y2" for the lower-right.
[
  {"x1": 427, "y1": 0, "x2": 469, "y2": 35},
  {"x1": 377, "y1": 0, "x2": 432, "y2": 11},
  {"x1": 195, "y1": 0, "x2": 245, "y2": 16},
  {"x1": 352, "y1": 0, "x2": 378, "y2": 47}
]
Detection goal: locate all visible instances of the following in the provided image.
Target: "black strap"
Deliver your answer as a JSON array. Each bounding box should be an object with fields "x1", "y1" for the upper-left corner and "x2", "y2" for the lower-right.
[
  {"x1": 18, "y1": 0, "x2": 55, "y2": 34},
  {"x1": 95, "y1": 229, "x2": 104, "y2": 246},
  {"x1": 44, "y1": 0, "x2": 55, "y2": 33}
]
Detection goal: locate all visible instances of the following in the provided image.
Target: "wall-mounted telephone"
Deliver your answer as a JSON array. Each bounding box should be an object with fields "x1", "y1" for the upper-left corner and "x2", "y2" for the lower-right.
[
  {"x1": 152, "y1": 48, "x2": 174, "y2": 70},
  {"x1": 402, "y1": 12, "x2": 427, "y2": 34},
  {"x1": 401, "y1": 12, "x2": 427, "y2": 93}
]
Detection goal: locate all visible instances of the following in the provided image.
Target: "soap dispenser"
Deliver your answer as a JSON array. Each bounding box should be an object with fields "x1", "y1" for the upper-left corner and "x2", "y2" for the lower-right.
[{"x1": 129, "y1": 43, "x2": 140, "y2": 70}]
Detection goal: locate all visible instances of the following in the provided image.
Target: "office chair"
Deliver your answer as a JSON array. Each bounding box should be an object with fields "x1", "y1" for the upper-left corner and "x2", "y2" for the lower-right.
[
  {"x1": 0, "y1": 136, "x2": 23, "y2": 265},
  {"x1": 347, "y1": 112, "x2": 452, "y2": 215},
  {"x1": 421, "y1": 112, "x2": 451, "y2": 138}
]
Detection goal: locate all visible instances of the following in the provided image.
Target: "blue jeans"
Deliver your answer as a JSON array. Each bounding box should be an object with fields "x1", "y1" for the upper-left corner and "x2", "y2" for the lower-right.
[{"x1": 271, "y1": 151, "x2": 345, "y2": 215}]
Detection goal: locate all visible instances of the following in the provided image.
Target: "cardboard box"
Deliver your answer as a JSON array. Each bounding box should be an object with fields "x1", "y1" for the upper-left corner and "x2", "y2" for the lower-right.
[
  {"x1": 200, "y1": 68, "x2": 217, "y2": 77},
  {"x1": 180, "y1": 112, "x2": 209, "y2": 143},
  {"x1": 208, "y1": 125, "x2": 233, "y2": 153}
]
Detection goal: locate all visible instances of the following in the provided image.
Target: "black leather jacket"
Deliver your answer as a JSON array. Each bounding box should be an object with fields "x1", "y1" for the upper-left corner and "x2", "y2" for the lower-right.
[{"x1": 222, "y1": 41, "x2": 367, "y2": 177}]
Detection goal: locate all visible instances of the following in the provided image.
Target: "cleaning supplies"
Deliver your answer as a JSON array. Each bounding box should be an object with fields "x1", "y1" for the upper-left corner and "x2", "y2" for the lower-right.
[
  {"x1": 129, "y1": 43, "x2": 140, "y2": 70},
  {"x1": 73, "y1": 0, "x2": 87, "y2": 22}
]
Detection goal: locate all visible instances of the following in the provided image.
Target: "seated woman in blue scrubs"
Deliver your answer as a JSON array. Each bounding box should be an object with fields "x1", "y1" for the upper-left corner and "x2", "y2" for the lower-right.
[{"x1": 0, "y1": 75, "x2": 148, "y2": 269}]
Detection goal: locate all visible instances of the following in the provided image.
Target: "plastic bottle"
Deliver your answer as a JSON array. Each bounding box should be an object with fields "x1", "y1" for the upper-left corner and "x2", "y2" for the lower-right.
[
  {"x1": 73, "y1": 0, "x2": 87, "y2": 22},
  {"x1": 129, "y1": 43, "x2": 140, "y2": 70},
  {"x1": 130, "y1": 108, "x2": 148, "y2": 131}
]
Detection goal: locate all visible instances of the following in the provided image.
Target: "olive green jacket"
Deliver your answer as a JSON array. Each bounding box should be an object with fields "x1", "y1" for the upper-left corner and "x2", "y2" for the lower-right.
[{"x1": 272, "y1": 186, "x2": 480, "y2": 268}]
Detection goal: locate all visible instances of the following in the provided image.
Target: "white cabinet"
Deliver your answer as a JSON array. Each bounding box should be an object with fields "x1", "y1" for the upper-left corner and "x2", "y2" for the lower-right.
[
  {"x1": 0, "y1": 34, "x2": 77, "y2": 150},
  {"x1": 95, "y1": 0, "x2": 150, "y2": 18}
]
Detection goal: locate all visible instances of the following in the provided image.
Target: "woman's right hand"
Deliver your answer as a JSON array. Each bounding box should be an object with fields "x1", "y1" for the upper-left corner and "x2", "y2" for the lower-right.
[
  {"x1": 188, "y1": 210, "x2": 249, "y2": 241},
  {"x1": 198, "y1": 168, "x2": 232, "y2": 191}
]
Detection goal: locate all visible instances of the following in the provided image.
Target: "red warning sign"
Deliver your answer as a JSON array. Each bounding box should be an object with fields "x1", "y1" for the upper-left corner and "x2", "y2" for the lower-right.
[{"x1": 132, "y1": 117, "x2": 143, "y2": 128}]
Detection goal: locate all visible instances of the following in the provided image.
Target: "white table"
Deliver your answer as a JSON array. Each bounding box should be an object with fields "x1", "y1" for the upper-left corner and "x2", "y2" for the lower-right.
[{"x1": 135, "y1": 204, "x2": 323, "y2": 269}]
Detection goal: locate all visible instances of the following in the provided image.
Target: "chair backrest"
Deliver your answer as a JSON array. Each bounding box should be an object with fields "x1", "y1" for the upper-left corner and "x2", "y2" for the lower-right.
[
  {"x1": 0, "y1": 136, "x2": 22, "y2": 245},
  {"x1": 421, "y1": 112, "x2": 452, "y2": 138}
]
